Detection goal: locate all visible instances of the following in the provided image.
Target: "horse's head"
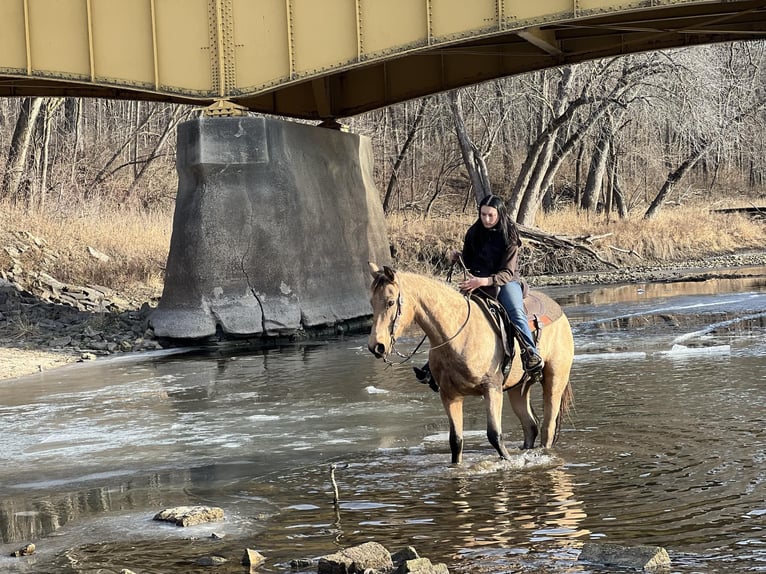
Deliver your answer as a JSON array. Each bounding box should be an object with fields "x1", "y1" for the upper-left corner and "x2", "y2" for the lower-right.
[{"x1": 367, "y1": 262, "x2": 408, "y2": 359}]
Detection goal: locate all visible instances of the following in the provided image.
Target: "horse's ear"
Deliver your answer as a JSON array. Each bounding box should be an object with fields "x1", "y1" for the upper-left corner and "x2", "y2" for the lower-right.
[
  {"x1": 382, "y1": 265, "x2": 397, "y2": 282},
  {"x1": 368, "y1": 261, "x2": 381, "y2": 278}
]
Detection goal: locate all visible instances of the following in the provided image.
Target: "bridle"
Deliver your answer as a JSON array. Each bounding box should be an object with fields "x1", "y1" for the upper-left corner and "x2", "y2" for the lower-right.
[{"x1": 377, "y1": 269, "x2": 472, "y2": 366}]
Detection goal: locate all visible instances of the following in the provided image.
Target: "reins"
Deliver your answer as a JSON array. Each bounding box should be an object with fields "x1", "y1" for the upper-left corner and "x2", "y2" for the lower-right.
[{"x1": 381, "y1": 259, "x2": 472, "y2": 366}]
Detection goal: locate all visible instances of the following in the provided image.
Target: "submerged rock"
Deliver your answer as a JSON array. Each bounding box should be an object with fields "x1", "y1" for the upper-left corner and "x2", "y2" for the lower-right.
[
  {"x1": 579, "y1": 542, "x2": 671, "y2": 570},
  {"x1": 10, "y1": 543, "x2": 35, "y2": 557},
  {"x1": 395, "y1": 556, "x2": 449, "y2": 573},
  {"x1": 196, "y1": 555, "x2": 227, "y2": 566}
]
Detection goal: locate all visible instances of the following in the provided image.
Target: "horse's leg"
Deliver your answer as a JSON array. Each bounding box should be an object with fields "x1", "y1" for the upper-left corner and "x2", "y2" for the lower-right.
[
  {"x1": 484, "y1": 384, "x2": 511, "y2": 460},
  {"x1": 507, "y1": 380, "x2": 538, "y2": 449},
  {"x1": 441, "y1": 395, "x2": 465, "y2": 464},
  {"x1": 540, "y1": 370, "x2": 570, "y2": 448}
]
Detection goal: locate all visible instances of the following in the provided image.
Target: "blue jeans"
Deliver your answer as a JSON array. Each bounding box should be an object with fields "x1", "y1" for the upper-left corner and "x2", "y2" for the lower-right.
[{"x1": 497, "y1": 281, "x2": 538, "y2": 354}]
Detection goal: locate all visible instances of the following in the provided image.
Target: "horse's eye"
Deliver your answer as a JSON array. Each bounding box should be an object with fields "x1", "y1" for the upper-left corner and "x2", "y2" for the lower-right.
[{"x1": 387, "y1": 299, "x2": 396, "y2": 308}]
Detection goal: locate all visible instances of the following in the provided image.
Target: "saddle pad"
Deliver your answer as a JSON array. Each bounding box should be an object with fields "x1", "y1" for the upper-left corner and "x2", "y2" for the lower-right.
[{"x1": 523, "y1": 290, "x2": 563, "y2": 327}]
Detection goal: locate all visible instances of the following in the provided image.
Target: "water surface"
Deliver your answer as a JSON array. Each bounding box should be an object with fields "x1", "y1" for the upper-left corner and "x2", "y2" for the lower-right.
[{"x1": 1, "y1": 278, "x2": 765, "y2": 573}]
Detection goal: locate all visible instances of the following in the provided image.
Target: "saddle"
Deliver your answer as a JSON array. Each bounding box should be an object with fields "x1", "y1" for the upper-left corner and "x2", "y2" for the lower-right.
[
  {"x1": 470, "y1": 287, "x2": 563, "y2": 352},
  {"x1": 414, "y1": 287, "x2": 562, "y2": 392}
]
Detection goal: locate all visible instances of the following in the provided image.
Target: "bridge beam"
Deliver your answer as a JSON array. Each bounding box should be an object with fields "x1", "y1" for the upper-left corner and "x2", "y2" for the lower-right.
[{"x1": 517, "y1": 27, "x2": 563, "y2": 57}]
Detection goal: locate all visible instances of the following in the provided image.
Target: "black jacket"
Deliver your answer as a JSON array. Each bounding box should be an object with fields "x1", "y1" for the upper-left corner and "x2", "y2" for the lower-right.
[{"x1": 462, "y1": 219, "x2": 526, "y2": 294}]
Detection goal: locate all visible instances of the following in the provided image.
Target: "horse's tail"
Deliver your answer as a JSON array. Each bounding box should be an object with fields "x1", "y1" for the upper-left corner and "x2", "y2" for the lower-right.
[
  {"x1": 553, "y1": 381, "x2": 574, "y2": 446},
  {"x1": 561, "y1": 381, "x2": 574, "y2": 416}
]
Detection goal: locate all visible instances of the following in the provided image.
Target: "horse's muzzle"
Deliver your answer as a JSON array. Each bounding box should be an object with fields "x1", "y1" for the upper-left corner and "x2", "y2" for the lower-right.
[{"x1": 368, "y1": 343, "x2": 386, "y2": 358}]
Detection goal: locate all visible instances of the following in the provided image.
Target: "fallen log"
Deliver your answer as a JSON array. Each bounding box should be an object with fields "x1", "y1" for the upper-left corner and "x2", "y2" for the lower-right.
[{"x1": 518, "y1": 224, "x2": 620, "y2": 269}]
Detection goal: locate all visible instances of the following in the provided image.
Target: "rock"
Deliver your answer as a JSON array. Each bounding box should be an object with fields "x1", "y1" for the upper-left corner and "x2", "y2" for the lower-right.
[
  {"x1": 394, "y1": 557, "x2": 449, "y2": 574},
  {"x1": 196, "y1": 555, "x2": 227, "y2": 566},
  {"x1": 10, "y1": 543, "x2": 35, "y2": 557},
  {"x1": 153, "y1": 505, "x2": 225, "y2": 527},
  {"x1": 79, "y1": 352, "x2": 97, "y2": 361},
  {"x1": 290, "y1": 558, "x2": 316, "y2": 569},
  {"x1": 242, "y1": 548, "x2": 266, "y2": 570},
  {"x1": 579, "y1": 542, "x2": 671, "y2": 570},
  {"x1": 87, "y1": 246, "x2": 110, "y2": 262},
  {"x1": 317, "y1": 541, "x2": 393, "y2": 574},
  {"x1": 119, "y1": 570, "x2": 138, "y2": 574},
  {"x1": 48, "y1": 335, "x2": 72, "y2": 347},
  {"x1": 392, "y1": 546, "x2": 420, "y2": 564}
]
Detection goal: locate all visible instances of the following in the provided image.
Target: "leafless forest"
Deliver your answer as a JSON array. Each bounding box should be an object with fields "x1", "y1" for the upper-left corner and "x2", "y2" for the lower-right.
[{"x1": 1, "y1": 40, "x2": 764, "y2": 224}]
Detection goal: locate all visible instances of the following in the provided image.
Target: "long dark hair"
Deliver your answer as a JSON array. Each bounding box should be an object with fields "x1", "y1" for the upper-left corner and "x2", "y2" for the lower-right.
[{"x1": 478, "y1": 194, "x2": 520, "y2": 247}]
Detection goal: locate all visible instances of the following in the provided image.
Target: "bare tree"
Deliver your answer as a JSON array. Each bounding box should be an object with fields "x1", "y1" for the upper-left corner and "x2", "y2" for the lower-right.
[
  {"x1": 1, "y1": 97, "x2": 44, "y2": 203},
  {"x1": 449, "y1": 90, "x2": 492, "y2": 204},
  {"x1": 382, "y1": 98, "x2": 430, "y2": 213}
]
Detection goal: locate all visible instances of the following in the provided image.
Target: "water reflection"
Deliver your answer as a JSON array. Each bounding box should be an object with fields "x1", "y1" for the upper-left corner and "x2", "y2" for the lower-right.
[
  {"x1": 449, "y1": 465, "x2": 590, "y2": 553},
  {"x1": 546, "y1": 271, "x2": 766, "y2": 306}
]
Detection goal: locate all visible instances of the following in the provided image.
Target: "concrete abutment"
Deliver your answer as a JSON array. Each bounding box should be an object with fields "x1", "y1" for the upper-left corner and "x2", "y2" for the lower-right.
[{"x1": 150, "y1": 116, "x2": 391, "y2": 341}]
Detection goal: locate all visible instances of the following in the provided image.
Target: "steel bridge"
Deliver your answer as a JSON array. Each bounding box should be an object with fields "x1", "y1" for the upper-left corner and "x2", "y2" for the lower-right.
[{"x1": 1, "y1": 0, "x2": 765, "y2": 119}]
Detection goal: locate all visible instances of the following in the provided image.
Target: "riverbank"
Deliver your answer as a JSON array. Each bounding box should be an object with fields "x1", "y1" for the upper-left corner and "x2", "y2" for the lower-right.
[{"x1": 3, "y1": 249, "x2": 765, "y2": 381}]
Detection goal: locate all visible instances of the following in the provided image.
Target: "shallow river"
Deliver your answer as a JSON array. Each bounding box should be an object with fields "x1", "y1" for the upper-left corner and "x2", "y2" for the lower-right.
[{"x1": 1, "y1": 274, "x2": 765, "y2": 573}]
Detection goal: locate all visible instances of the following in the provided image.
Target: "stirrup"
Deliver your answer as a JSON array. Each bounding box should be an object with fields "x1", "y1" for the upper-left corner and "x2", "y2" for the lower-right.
[
  {"x1": 502, "y1": 355, "x2": 512, "y2": 378},
  {"x1": 523, "y1": 349, "x2": 544, "y2": 373}
]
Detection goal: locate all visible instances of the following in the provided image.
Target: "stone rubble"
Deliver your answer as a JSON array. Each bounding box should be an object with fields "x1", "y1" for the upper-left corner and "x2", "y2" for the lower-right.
[
  {"x1": 0, "y1": 231, "x2": 166, "y2": 360},
  {"x1": 313, "y1": 542, "x2": 450, "y2": 574}
]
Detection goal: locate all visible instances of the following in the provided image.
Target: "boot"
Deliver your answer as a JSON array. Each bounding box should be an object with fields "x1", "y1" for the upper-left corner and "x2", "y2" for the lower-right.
[
  {"x1": 523, "y1": 348, "x2": 544, "y2": 373},
  {"x1": 413, "y1": 362, "x2": 439, "y2": 393}
]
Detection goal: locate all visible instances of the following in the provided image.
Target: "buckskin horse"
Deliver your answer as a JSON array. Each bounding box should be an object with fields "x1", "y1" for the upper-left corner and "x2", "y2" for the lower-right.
[{"x1": 367, "y1": 263, "x2": 574, "y2": 464}]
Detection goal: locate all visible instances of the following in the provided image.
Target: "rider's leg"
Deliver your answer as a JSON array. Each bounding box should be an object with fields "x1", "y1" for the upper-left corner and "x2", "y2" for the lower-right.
[{"x1": 497, "y1": 281, "x2": 544, "y2": 372}]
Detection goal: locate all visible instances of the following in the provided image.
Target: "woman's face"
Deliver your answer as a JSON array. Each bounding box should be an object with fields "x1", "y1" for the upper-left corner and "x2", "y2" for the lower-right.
[{"x1": 480, "y1": 205, "x2": 499, "y2": 229}]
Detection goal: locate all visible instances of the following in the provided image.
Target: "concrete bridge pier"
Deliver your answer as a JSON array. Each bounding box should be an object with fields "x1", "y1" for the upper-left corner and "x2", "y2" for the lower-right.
[{"x1": 150, "y1": 116, "x2": 391, "y2": 341}]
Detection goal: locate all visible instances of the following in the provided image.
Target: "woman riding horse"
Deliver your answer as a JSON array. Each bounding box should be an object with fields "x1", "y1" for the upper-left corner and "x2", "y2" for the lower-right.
[{"x1": 367, "y1": 263, "x2": 574, "y2": 464}]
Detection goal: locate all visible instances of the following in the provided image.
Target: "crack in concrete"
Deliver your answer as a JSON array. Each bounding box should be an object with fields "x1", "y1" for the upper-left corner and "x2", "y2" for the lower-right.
[{"x1": 240, "y1": 227, "x2": 268, "y2": 336}]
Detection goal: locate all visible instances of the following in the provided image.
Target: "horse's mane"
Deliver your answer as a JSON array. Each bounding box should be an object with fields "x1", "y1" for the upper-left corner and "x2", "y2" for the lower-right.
[
  {"x1": 394, "y1": 271, "x2": 469, "y2": 311},
  {"x1": 371, "y1": 268, "x2": 474, "y2": 321}
]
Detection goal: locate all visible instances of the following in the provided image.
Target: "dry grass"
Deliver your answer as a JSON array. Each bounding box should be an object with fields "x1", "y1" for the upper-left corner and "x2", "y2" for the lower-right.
[
  {"x1": 1, "y1": 199, "x2": 764, "y2": 307},
  {"x1": 539, "y1": 205, "x2": 765, "y2": 259},
  {"x1": 0, "y1": 201, "x2": 172, "y2": 303},
  {"x1": 388, "y1": 202, "x2": 766, "y2": 273}
]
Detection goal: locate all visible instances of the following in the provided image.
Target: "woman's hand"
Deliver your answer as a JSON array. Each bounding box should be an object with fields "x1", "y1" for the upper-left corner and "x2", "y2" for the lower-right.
[{"x1": 459, "y1": 275, "x2": 489, "y2": 292}]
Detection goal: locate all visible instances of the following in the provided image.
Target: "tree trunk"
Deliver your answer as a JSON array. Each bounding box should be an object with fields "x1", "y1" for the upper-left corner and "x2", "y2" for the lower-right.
[
  {"x1": 643, "y1": 145, "x2": 708, "y2": 219},
  {"x1": 37, "y1": 98, "x2": 64, "y2": 209},
  {"x1": 382, "y1": 97, "x2": 428, "y2": 213},
  {"x1": 509, "y1": 67, "x2": 575, "y2": 221},
  {"x1": 581, "y1": 129, "x2": 611, "y2": 211},
  {"x1": 449, "y1": 90, "x2": 491, "y2": 205},
  {"x1": 575, "y1": 141, "x2": 585, "y2": 207},
  {"x1": 1, "y1": 97, "x2": 44, "y2": 203},
  {"x1": 515, "y1": 139, "x2": 556, "y2": 225},
  {"x1": 65, "y1": 98, "x2": 83, "y2": 186},
  {"x1": 124, "y1": 106, "x2": 188, "y2": 202},
  {"x1": 90, "y1": 105, "x2": 158, "y2": 188}
]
